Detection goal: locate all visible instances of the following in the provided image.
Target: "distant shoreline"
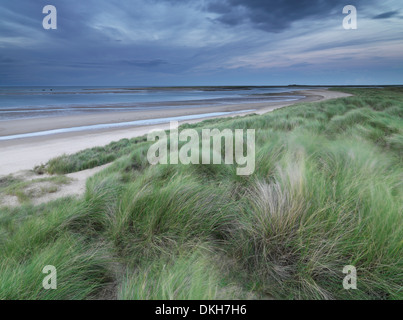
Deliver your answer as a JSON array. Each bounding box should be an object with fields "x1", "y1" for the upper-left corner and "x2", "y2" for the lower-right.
[
  {"x1": 0, "y1": 86, "x2": 308, "y2": 121},
  {"x1": 0, "y1": 90, "x2": 312, "y2": 137},
  {"x1": 0, "y1": 89, "x2": 351, "y2": 176}
]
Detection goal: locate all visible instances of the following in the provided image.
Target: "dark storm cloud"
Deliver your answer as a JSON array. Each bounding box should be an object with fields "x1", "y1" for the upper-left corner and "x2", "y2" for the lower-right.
[
  {"x1": 0, "y1": 0, "x2": 190, "y2": 84},
  {"x1": 205, "y1": 0, "x2": 369, "y2": 32},
  {"x1": 373, "y1": 11, "x2": 400, "y2": 19},
  {"x1": 0, "y1": 0, "x2": 402, "y2": 85}
]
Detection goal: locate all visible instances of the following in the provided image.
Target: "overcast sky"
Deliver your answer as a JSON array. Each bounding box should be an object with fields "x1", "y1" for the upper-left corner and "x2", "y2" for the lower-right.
[{"x1": 1, "y1": 0, "x2": 402, "y2": 86}]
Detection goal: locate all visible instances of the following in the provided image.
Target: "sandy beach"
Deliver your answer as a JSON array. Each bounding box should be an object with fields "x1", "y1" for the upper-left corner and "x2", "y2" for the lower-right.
[{"x1": 0, "y1": 89, "x2": 350, "y2": 176}]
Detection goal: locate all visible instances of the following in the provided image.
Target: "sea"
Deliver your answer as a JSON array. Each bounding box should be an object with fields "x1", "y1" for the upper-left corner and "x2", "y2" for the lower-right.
[{"x1": 0, "y1": 86, "x2": 306, "y2": 121}]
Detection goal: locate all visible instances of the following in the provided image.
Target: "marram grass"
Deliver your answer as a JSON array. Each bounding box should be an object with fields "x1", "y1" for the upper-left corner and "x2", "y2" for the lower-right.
[{"x1": 0, "y1": 87, "x2": 402, "y2": 300}]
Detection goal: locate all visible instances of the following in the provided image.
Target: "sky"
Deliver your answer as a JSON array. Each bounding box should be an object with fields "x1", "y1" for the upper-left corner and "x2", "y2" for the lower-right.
[{"x1": 0, "y1": 0, "x2": 402, "y2": 86}]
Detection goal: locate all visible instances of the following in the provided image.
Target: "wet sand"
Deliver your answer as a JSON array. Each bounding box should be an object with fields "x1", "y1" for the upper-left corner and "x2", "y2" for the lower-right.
[{"x1": 0, "y1": 89, "x2": 351, "y2": 176}]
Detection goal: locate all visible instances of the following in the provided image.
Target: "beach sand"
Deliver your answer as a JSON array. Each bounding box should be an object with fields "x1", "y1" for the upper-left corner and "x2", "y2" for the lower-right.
[{"x1": 0, "y1": 89, "x2": 351, "y2": 176}]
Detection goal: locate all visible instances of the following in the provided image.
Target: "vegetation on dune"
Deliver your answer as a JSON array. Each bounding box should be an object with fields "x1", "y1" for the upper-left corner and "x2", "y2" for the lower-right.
[
  {"x1": 0, "y1": 175, "x2": 71, "y2": 204},
  {"x1": 34, "y1": 136, "x2": 149, "y2": 175},
  {"x1": 1, "y1": 87, "x2": 402, "y2": 300}
]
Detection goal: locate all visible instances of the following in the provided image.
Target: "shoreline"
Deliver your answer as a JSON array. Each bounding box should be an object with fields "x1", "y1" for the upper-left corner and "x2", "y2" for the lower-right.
[
  {"x1": 0, "y1": 109, "x2": 257, "y2": 141},
  {"x1": 0, "y1": 91, "x2": 311, "y2": 137},
  {"x1": 0, "y1": 89, "x2": 351, "y2": 176}
]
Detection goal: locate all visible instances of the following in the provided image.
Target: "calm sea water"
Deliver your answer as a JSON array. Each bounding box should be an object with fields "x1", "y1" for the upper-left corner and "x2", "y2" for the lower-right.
[{"x1": 0, "y1": 86, "x2": 305, "y2": 120}]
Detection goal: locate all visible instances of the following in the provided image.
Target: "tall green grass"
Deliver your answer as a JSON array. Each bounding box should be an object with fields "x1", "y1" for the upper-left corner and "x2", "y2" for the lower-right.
[{"x1": 0, "y1": 87, "x2": 402, "y2": 300}]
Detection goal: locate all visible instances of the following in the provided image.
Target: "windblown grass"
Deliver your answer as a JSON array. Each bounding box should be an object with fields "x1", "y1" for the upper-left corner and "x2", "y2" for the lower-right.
[
  {"x1": 34, "y1": 136, "x2": 149, "y2": 175},
  {"x1": 0, "y1": 87, "x2": 402, "y2": 300},
  {"x1": 0, "y1": 176, "x2": 71, "y2": 203}
]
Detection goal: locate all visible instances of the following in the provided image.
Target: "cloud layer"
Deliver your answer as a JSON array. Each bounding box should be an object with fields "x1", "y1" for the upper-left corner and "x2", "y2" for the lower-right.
[{"x1": 0, "y1": 0, "x2": 402, "y2": 85}]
